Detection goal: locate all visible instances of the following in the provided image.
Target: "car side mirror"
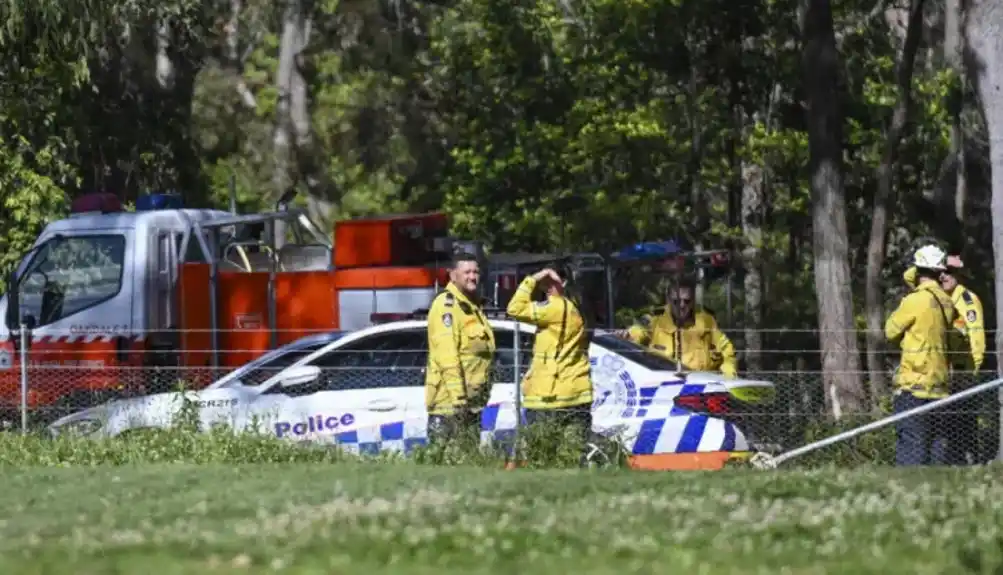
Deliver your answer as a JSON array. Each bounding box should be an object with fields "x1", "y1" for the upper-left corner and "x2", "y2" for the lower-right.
[{"x1": 279, "y1": 365, "x2": 321, "y2": 388}]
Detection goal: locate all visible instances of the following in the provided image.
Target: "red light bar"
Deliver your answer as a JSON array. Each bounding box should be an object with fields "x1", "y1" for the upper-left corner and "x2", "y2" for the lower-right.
[
  {"x1": 673, "y1": 392, "x2": 730, "y2": 415},
  {"x1": 709, "y1": 252, "x2": 730, "y2": 266},
  {"x1": 70, "y1": 192, "x2": 123, "y2": 214}
]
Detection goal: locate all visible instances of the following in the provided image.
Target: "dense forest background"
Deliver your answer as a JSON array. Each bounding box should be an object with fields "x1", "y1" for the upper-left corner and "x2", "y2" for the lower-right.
[{"x1": 4, "y1": 0, "x2": 1003, "y2": 417}]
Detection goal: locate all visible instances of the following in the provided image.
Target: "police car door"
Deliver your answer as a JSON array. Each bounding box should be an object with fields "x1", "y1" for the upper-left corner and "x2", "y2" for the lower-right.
[{"x1": 267, "y1": 329, "x2": 426, "y2": 454}]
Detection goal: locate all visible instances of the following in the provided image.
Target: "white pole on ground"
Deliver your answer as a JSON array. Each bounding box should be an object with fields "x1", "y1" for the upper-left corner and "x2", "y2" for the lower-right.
[
  {"x1": 752, "y1": 377, "x2": 1003, "y2": 469},
  {"x1": 512, "y1": 324, "x2": 522, "y2": 465}
]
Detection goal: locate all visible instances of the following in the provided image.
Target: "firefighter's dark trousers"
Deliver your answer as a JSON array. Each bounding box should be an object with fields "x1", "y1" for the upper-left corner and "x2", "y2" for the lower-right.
[{"x1": 894, "y1": 391, "x2": 949, "y2": 466}]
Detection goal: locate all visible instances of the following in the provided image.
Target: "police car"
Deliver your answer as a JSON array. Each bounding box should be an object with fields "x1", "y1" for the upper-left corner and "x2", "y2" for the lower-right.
[{"x1": 47, "y1": 314, "x2": 776, "y2": 465}]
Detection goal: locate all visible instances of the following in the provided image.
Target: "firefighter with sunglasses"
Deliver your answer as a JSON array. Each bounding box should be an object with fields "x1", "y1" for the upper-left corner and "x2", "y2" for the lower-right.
[{"x1": 617, "y1": 277, "x2": 738, "y2": 377}]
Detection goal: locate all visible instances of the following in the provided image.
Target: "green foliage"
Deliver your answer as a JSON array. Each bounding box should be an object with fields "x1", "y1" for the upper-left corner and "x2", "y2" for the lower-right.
[
  {"x1": 0, "y1": 137, "x2": 70, "y2": 285},
  {"x1": 0, "y1": 427, "x2": 353, "y2": 466},
  {"x1": 0, "y1": 0, "x2": 993, "y2": 384}
]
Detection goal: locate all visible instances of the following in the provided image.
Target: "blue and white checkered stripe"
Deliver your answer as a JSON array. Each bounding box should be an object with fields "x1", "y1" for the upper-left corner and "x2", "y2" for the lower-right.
[
  {"x1": 325, "y1": 382, "x2": 748, "y2": 456},
  {"x1": 332, "y1": 420, "x2": 428, "y2": 455},
  {"x1": 477, "y1": 378, "x2": 748, "y2": 455},
  {"x1": 628, "y1": 414, "x2": 747, "y2": 454}
]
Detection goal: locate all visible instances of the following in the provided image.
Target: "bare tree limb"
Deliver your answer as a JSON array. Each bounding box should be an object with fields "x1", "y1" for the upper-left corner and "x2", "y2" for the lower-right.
[
  {"x1": 225, "y1": 0, "x2": 257, "y2": 110},
  {"x1": 863, "y1": 0, "x2": 926, "y2": 406}
]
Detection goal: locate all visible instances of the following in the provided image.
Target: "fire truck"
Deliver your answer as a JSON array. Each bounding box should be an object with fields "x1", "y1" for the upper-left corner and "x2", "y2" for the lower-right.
[
  {"x1": 0, "y1": 191, "x2": 738, "y2": 426},
  {"x1": 0, "y1": 193, "x2": 481, "y2": 424}
]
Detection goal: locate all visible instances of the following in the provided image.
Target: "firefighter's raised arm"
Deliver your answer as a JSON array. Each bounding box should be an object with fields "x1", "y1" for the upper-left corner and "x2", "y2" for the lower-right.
[
  {"x1": 903, "y1": 266, "x2": 918, "y2": 289},
  {"x1": 427, "y1": 293, "x2": 466, "y2": 396},
  {"x1": 506, "y1": 269, "x2": 564, "y2": 325}
]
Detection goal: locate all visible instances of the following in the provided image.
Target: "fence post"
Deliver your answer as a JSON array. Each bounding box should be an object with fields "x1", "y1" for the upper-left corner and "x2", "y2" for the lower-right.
[
  {"x1": 998, "y1": 382, "x2": 1003, "y2": 462},
  {"x1": 512, "y1": 324, "x2": 522, "y2": 465},
  {"x1": 19, "y1": 322, "x2": 28, "y2": 434}
]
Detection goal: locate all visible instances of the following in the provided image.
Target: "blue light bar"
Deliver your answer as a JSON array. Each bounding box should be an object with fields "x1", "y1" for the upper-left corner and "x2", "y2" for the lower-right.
[
  {"x1": 136, "y1": 193, "x2": 184, "y2": 211},
  {"x1": 612, "y1": 240, "x2": 684, "y2": 261}
]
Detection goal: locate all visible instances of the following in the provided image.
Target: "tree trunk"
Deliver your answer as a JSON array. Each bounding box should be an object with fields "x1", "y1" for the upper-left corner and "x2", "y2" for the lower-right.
[
  {"x1": 742, "y1": 160, "x2": 764, "y2": 373},
  {"x1": 864, "y1": 0, "x2": 926, "y2": 409},
  {"x1": 272, "y1": 0, "x2": 309, "y2": 248},
  {"x1": 965, "y1": 0, "x2": 1003, "y2": 460},
  {"x1": 225, "y1": 0, "x2": 258, "y2": 110},
  {"x1": 801, "y1": 0, "x2": 866, "y2": 418},
  {"x1": 946, "y1": 0, "x2": 968, "y2": 226},
  {"x1": 289, "y1": 21, "x2": 337, "y2": 226},
  {"x1": 687, "y1": 54, "x2": 709, "y2": 307}
]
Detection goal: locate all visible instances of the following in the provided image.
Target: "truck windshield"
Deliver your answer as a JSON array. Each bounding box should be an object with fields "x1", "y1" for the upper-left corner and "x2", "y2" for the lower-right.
[{"x1": 19, "y1": 235, "x2": 127, "y2": 327}]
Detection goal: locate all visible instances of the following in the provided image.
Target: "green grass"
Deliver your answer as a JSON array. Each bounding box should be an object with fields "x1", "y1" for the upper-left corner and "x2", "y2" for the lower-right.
[{"x1": 1, "y1": 430, "x2": 1003, "y2": 574}]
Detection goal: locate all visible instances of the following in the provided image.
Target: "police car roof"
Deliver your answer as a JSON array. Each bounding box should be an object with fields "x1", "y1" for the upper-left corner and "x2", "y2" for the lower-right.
[{"x1": 282, "y1": 331, "x2": 347, "y2": 349}]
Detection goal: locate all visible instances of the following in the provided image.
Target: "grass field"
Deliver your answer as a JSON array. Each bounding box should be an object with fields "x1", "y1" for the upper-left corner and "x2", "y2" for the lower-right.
[{"x1": 1, "y1": 427, "x2": 1002, "y2": 574}]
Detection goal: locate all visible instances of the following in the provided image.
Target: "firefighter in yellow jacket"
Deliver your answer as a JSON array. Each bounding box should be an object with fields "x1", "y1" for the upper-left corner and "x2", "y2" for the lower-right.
[
  {"x1": 621, "y1": 278, "x2": 738, "y2": 377},
  {"x1": 425, "y1": 252, "x2": 496, "y2": 442},
  {"x1": 506, "y1": 267, "x2": 594, "y2": 466},
  {"x1": 903, "y1": 253, "x2": 986, "y2": 464},
  {"x1": 885, "y1": 244, "x2": 957, "y2": 466}
]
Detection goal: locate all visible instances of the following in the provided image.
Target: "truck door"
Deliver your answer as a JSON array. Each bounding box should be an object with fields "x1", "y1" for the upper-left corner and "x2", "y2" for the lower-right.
[
  {"x1": 4, "y1": 231, "x2": 135, "y2": 415},
  {"x1": 146, "y1": 230, "x2": 181, "y2": 383}
]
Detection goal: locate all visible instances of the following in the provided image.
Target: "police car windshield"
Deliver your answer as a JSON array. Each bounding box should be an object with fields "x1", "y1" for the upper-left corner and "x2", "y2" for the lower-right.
[
  {"x1": 216, "y1": 339, "x2": 335, "y2": 388},
  {"x1": 593, "y1": 334, "x2": 683, "y2": 372}
]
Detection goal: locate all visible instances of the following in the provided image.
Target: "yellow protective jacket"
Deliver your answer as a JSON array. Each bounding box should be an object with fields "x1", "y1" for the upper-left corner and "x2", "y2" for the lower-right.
[
  {"x1": 425, "y1": 282, "x2": 496, "y2": 415},
  {"x1": 505, "y1": 276, "x2": 593, "y2": 409},
  {"x1": 903, "y1": 266, "x2": 986, "y2": 372},
  {"x1": 885, "y1": 277, "x2": 957, "y2": 399},
  {"x1": 626, "y1": 308, "x2": 737, "y2": 377}
]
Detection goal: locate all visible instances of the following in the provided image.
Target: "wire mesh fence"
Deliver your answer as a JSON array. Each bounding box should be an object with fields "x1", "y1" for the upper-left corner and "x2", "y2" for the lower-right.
[{"x1": 1, "y1": 327, "x2": 997, "y2": 469}]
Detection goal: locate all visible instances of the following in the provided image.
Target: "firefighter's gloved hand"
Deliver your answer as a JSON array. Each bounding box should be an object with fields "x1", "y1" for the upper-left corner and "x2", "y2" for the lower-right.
[
  {"x1": 721, "y1": 365, "x2": 738, "y2": 379},
  {"x1": 532, "y1": 268, "x2": 562, "y2": 284}
]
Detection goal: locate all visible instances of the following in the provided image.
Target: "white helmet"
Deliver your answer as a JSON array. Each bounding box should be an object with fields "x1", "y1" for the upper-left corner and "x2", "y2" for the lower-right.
[{"x1": 913, "y1": 244, "x2": 947, "y2": 270}]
